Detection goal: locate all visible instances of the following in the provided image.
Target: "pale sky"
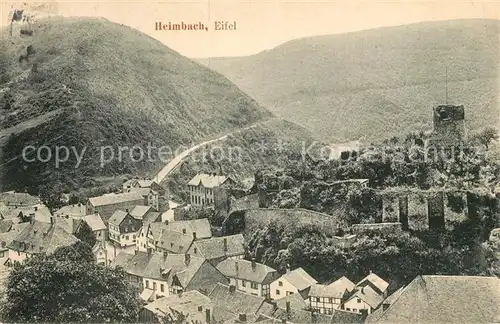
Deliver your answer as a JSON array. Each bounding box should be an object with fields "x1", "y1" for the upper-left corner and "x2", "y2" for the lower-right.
[{"x1": 1, "y1": 0, "x2": 499, "y2": 58}]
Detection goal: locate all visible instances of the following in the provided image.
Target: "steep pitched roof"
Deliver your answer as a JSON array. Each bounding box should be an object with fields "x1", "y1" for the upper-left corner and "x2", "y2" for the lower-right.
[
  {"x1": 281, "y1": 268, "x2": 317, "y2": 291},
  {"x1": 191, "y1": 234, "x2": 245, "y2": 260},
  {"x1": 275, "y1": 292, "x2": 308, "y2": 310},
  {"x1": 271, "y1": 307, "x2": 333, "y2": 324},
  {"x1": 88, "y1": 191, "x2": 144, "y2": 207},
  {"x1": 5, "y1": 204, "x2": 52, "y2": 223},
  {"x1": 331, "y1": 309, "x2": 365, "y2": 324},
  {"x1": 347, "y1": 285, "x2": 384, "y2": 309},
  {"x1": 112, "y1": 251, "x2": 150, "y2": 277},
  {"x1": 209, "y1": 283, "x2": 269, "y2": 315},
  {"x1": 309, "y1": 277, "x2": 355, "y2": 299},
  {"x1": 166, "y1": 218, "x2": 212, "y2": 239},
  {"x1": 142, "y1": 211, "x2": 161, "y2": 225},
  {"x1": 0, "y1": 230, "x2": 20, "y2": 251},
  {"x1": 83, "y1": 214, "x2": 106, "y2": 231},
  {"x1": 371, "y1": 275, "x2": 500, "y2": 324},
  {"x1": 129, "y1": 205, "x2": 153, "y2": 219},
  {"x1": 7, "y1": 221, "x2": 79, "y2": 254},
  {"x1": 128, "y1": 187, "x2": 158, "y2": 197},
  {"x1": 0, "y1": 192, "x2": 40, "y2": 206},
  {"x1": 157, "y1": 229, "x2": 194, "y2": 254},
  {"x1": 0, "y1": 220, "x2": 13, "y2": 233},
  {"x1": 142, "y1": 253, "x2": 205, "y2": 286},
  {"x1": 188, "y1": 173, "x2": 230, "y2": 188},
  {"x1": 55, "y1": 217, "x2": 83, "y2": 234},
  {"x1": 53, "y1": 204, "x2": 86, "y2": 217},
  {"x1": 216, "y1": 259, "x2": 278, "y2": 284},
  {"x1": 356, "y1": 272, "x2": 389, "y2": 294},
  {"x1": 137, "y1": 179, "x2": 155, "y2": 188},
  {"x1": 143, "y1": 290, "x2": 212, "y2": 321},
  {"x1": 108, "y1": 210, "x2": 130, "y2": 226}
]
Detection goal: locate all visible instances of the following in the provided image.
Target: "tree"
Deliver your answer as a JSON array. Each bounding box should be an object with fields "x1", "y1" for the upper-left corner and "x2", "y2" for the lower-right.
[
  {"x1": 471, "y1": 127, "x2": 499, "y2": 149},
  {"x1": 0, "y1": 243, "x2": 142, "y2": 323},
  {"x1": 74, "y1": 221, "x2": 97, "y2": 249}
]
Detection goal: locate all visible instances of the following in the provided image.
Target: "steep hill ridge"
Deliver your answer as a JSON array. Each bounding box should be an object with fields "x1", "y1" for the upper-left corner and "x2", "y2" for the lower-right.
[
  {"x1": 0, "y1": 17, "x2": 273, "y2": 193},
  {"x1": 202, "y1": 19, "x2": 500, "y2": 142}
]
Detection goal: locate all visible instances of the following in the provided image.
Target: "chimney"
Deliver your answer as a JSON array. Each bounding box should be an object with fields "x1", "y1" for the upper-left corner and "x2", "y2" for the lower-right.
[
  {"x1": 223, "y1": 237, "x2": 228, "y2": 252},
  {"x1": 34, "y1": 206, "x2": 38, "y2": 211},
  {"x1": 163, "y1": 251, "x2": 168, "y2": 258},
  {"x1": 286, "y1": 263, "x2": 291, "y2": 274},
  {"x1": 147, "y1": 247, "x2": 152, "y2": 256},
  {"x1": 192, "y1": 232, "x2": 197, "y2": 240},
  {"x1": 229, "y1": 285, "x2": 236, "y2": 293},
  {"x1": 205, "y1": 308, "x2": 211, "y2": 324},
  {"x1": 184, "y1": 253, "x2": 191, "y2": 265},
  {"x1": 235, "y1": 260, "x2": 239, "y2": 276},
  {"x1": 369, "y1": 269, "x2": 372, "y2": 274},
  {"x1": 165, "y1": 220, "x2": 169, "y2": 225},
  {"x1": 251, "y1": 258, "x2": 256, "y2": 270},
  {"x1": 125, "y1": 208, "x2": 129, "y2": 213},
  {"x1": 182, "y1": 228, "x2": 186, "y2": 234},
  {"x1": 286, "y1": 301, "x2": 291, "y2": 314},
  {"x1": 238, "y1": 314, "x2": 247, "y2": 322},
  {"x1": 134, "y1": 249, "x2": 138, "y2": 255}
]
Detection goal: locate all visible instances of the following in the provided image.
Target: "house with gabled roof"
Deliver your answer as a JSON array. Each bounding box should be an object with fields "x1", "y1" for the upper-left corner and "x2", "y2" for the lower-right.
[
  {"x1": 270, "y1": 267, "x2": 317, "y2": 300},
  {"x1": 6, "y1": 219, "x2": 79, "y2": 264},
  {"x1": 87, "y1": 191, "x2": 145, "y2": 223},
  {"x1": 83, "y1": 213, "x2": 106, "y2": 241},
  {"x1": 187, "y1": 234, "x2": 245, "y2": 265},
  {"x1": 53, "y1": 203, "x2": 86, "y2": 218},
  {"x1": 365, "y1": 275, "x2": 500, "y2": 324},
  {"x1": 136, "y1": 218, "x2": 212, "y2": 253},
  {"x1": 139, "y1": 290, "x2": 213, "y2": 323},
  {"x1": 208, "y1": 283, "x2": 275, "y2": 322},
  {"x1": 308, "y1": 276, "x2": 356, "y2": 315},
  {"x1": 127, "y1": 188, "x2": 159, "y2": 211},
  {"x1": 340, "y1": 272, "x2": 388, "y2": 315},
  {"x1": 112, "y1": 250, "x2": 151, "y2": 291},
  {"x1": 355, "y1": 272, "x2": 389, "y2": 298},
  {"x1": 216, "y1": 258, "x2": 280, "y2": 298},
  {"x1": 123, "y1": 178, "x2": 165, "y2": 196},
  {"x1": 188, "y1": 173, "x2": 236, "y2": 207},
  {"x1": 108, "y1": 209, "x2": 142, "y2": 247}
]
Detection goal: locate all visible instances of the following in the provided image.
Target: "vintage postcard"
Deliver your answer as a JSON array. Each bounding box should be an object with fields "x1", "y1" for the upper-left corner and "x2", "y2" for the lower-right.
[{"x1": 0, "y1": 0, "x2": 499, "y2": 323}]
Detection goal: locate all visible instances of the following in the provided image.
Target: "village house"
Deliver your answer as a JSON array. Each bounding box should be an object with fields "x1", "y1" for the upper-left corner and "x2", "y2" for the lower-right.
[
  {"x1": 365, "y1": 275, "x2": 500, "y2": 324},
  {"x1": 108, "y1": 209, "x2": 142, "y2": 247},
  {"x1": 3, "y1": 203, "x2": 52, "y2": 224},
  {"x1": 308, "y1": 276, "x2": 356, "y2": 315},
  {"x1": 129, "y1": 205, "x2": 161, "y2": 225},
  {"x1": 127, "y1": 188, "x2": 160, "y2": 211},
  {"x1": 83, "y1": 214, "x2": 107, "y2": 241},
  {"x1": 53, "y1": 203, "x2": 87, "y2": 218},
  {"x1": 136, "y1": 218, "x2": 212, "y2": 253},
  {"x1": 139, "y1": 290, "x2": 213, "y2": 323},
  {"x1": 341, "y1": 272, "x2": 389, "y2": 315},
  {"x1": 188, "y1": 173, "x2": 236, "y2": 207},
  {"x1": 187, "y1": 234, "x2": 245, "y2": 265},
  {"x1": 87, "y1": 191, "x2": 145, "y2": 223},
  {"x1": 270, "y1": 267, "x2": 317, "y2": 300},
  {"x1": 5, "y1": 219, "x2": 79, "y2": 264},
  {"x1": 208, "y1": 283, "x2": 276, "y2": 322},
  {"x1": 113, "y1": 250, "x2": 228, "y2": 301},
  {"x1": 0, "y1": 191, "x2": 41, "y2": 211},
  {"x1": 123, "y1": 178, "x2": 165, "y2": 196},
  {"x1": 216, "y1": 259, "x2": 280, "y2": 298}
]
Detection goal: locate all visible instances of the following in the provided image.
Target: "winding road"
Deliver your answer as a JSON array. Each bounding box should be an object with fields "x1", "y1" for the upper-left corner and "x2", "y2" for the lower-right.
[{"x1": 154, "y1": 118, "x2": 277, "y2": 184}]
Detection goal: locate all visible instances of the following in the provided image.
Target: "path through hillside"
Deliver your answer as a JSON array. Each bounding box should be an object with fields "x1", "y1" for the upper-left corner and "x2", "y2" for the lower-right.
[{"x1": 154, "y1": 118, "x2": 277, "y2": 183}]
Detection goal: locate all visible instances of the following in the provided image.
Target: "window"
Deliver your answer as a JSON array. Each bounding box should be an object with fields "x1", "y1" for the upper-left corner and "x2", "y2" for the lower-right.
[
  {"x1": 125, "y1": 236, "x2": 129, "y2": 240},
  {"x1": 357, "y1": 298, "x2": 362, "y2": 303},
  {"x1": 153, "y1": 282, "x2": 157, "y2": 290},
  {"x1": 316, "y1": 297, "x2": 320, "y2": 302},
  {"x1": 278, "y1": 281, "x2": 283, "y2": 287},
  {"x1": 160, "y1": 284, "x2": 164, "y2": 292},
  {"x1": 346, "y1": 308, "x2": 351, "y2": 311},
  {"x1": 286, "y1": 291, "x2": 294, "y2": 296},
  {"x1": 146, "y1": 280, "x2": 150, "y2": 289},
  {"x1": 276, "y1": 289, "x2": 280, "y2": 295},
  {"x1": 328, "y1": 298, "x2": 333, "y2": 303},
  {"x1": 241, "y1": 280, "x2": 246, "y2": 287},
  {"x1": 133, "y1": 235, "x2": 136, "y2": 240},
  {"x1": 0, "y1": 251, "x2": 4, "y2": 258},
  {"x1": 250, "y1": 282, "x2": 258, "y2": 289},
  {"x1": 353, "y1": 309, "x2": 357, "y2": 312},
  {"x1": 194, "y1": 248, "x2": 197, "y2": 254}
]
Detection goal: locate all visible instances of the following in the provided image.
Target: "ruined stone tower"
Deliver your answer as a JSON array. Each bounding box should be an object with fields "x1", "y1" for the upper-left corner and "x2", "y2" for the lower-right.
[{"x1": 431, "y1": 105, "x2": 466, "y2": 146}]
